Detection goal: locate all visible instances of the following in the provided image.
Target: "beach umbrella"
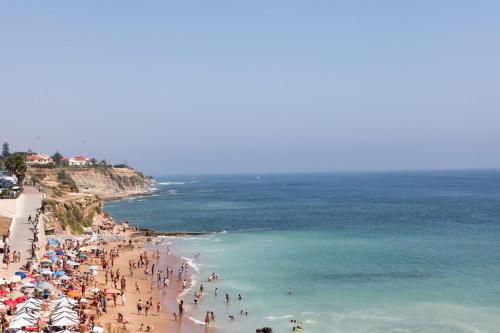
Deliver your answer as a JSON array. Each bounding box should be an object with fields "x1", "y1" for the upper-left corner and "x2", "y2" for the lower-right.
[
  {"x1": 91, "y1": 288, "x2": 100, "y2": 292},
  {"x1": 15, "y1": 296, "x2": 27, "y2": 303},
  {"x1": 40, "y1": 269, "x2": 52, "y2": 275},
  {"x1": 52, "y1": 270, "x2": 66, "y2": 278},
  {"x1": 24, "y1": 327, "x2": 39, "y2": 332},
  {"x1": 46, "y1": 251, "x2": 55, "y2": 255},
  {"x1": 15, "y1": 272, "x2": 27, "y2": 279},
  {"x1": 59, "y1": 275, "x2": 71, "y2": 281},
  {"x1": 88, "y1": 265, "x2": 98, "y2": 270},
  {"x1": 66, "y1": 290, "x2": 81, "y2": 298},
  {"x1": 51, "y1": 316, "x2": 79, "y2": 326},
  {"x1": 79, "y1": 298, "x2": 88, "y2": 303},
  {"x1": 50, "y1": 255, "x2": 58, "y2": 262},
  {"x1": 0, "y1": 289, "x2": 9, "y2": 296},
  {"x1": 66, "y1": 260, "x2": 79, "y2": 266},
  {"x1": 37, "y1": 281, "x2": 55, "y2": 290},
  {"x1": 78, "y1": 253, "x2": 87, "y2": 258},
  {"x1": 105, "y1": 288, "x2": 121, "y2": 294},
  {"x1": 23, "y1": 282, "x2": 36, "y2": 288},
  {"x1": 3, "y1": 299, "x2": 17, "y2": 307},
  {"x1": 47, "y1": 239, "x2": 60, "y2": 245},
  {"x1": 56, "y1": 330, "x2": 76, "y2": 333}
]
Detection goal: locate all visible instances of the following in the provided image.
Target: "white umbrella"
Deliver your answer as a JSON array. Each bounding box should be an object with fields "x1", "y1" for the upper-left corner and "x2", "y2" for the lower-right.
[
  {"x1": 60, "y1": 275, "x2": 72, "y2": 280},
  {"x1": 8, "y1": 317, "x2": 37, "y2": 329},
  {"x1": 57, "y1": 330, "x2": 76, "y2": 333},
  {"x1": 51, "y1": 316, "x2": 79, "y2": 326},
  {"x1": 92, "y1": 326, "x2": 105, "y2": 333}
]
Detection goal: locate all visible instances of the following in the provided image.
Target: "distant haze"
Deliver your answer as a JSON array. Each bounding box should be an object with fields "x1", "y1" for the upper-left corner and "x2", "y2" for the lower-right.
[{"x1": 1, "y1": 1, "x2": 499, "y2": 175}]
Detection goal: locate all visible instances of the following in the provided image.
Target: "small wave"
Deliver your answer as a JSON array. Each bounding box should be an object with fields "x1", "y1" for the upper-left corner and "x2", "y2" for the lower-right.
[
  {"x1": 148, "y1": 187, "x2": 160, "y2": 192},
  {"x1": 265, "y1": 315, "x2": 295, "y2": 321},
  {"x1": 186, "y1": 316, "x2": 206, "y2": 326},
  {"x1": 158, "y1": 181, "x2": 186, "y2": 185}
]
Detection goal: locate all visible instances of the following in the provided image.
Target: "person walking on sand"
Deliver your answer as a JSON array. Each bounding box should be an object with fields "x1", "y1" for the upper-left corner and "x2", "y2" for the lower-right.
[
  {"x1": 121, "y1": 291, "x2": 125, "y2": 306},
  {"x1": 178, "y1": 300, "x2": 184, "y2": 316},
  {"x1": 156, "y1": 302, "x2": 161, "y2": 315},
  {"x1": 137, "y1": 299, "x2": 143, "y2": 315},
  {"x1": 205, "y1": 311, "x2": 210, "y2": 325},
  {"x1": 135, "y1": 281, "x2": 140, "y2": 293}
]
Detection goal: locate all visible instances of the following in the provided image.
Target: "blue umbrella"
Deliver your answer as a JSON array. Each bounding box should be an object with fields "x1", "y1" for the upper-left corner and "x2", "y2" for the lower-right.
[
  {"x1": 52, "y1": 270, "x2": 66, "y2": 278},
  {"x1": 50, "y1": 255, "x2": 58, "y2": 262},
  {"x1": 79, "y1": 253, "x2": 87, "y2": 257},
  {"x1": 15, "y1": 272, "x2": 27, "y2": 279},
  {"x1": 46, "y1": 251, "x2": 55, "y2": 255},
  {"x1": 48, "y1": 238, "x2": 60, "y2": 245},
  {"x1": 56, "y1": 250, "x2": 66, "y2": 255}
]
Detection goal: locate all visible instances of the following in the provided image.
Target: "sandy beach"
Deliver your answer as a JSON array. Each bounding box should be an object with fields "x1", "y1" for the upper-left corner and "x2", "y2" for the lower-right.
[{"x1": 90, "y1": 233, "x2": 210, "y2": 333}]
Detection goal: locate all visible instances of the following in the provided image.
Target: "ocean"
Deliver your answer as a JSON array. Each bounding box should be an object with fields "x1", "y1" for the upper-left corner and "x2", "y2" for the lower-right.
[{"x1": 105, "y1": 171, "x2": 500, "y2": 333}]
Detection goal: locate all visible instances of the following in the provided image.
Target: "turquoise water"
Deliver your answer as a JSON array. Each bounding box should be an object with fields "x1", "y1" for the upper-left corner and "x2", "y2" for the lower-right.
[{"x1": 106, "y1": 171, "x2": 500, "y2": 332}]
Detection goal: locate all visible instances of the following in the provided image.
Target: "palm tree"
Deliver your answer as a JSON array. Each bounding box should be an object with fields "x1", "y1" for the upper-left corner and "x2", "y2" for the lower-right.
[{"x1": 4, "y1": 153, "x2": 27, "y2": 186}]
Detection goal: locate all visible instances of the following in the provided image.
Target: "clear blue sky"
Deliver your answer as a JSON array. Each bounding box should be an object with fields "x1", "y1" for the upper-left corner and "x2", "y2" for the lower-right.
[{"x1": 1, "y1": 1, "x2": 499, "y2": 175}]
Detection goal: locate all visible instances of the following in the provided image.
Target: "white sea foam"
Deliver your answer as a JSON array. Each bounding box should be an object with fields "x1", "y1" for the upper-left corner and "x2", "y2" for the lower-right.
[
  {"x1": 265, "y1": 315, "x2": 294, "y2": 321},
  {"x1": 186, "y1": 316, "x2": 206, "y2": 326},
  {"x1": 158, "y1": 181, "x2": 186, "y2": 185}
]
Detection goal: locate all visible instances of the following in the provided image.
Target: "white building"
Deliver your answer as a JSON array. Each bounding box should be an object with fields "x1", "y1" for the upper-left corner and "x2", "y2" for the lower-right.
[
  {"x1": 26, "y1": 154, "x2": 53, "y2": 166},
  {"x1": 68, "y1": 155, "x2": 90, "y2": 167}
]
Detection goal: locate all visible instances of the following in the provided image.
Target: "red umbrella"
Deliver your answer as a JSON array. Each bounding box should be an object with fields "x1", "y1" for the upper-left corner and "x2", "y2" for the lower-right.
[
  {"x1": 0, "y1": 290, "x2": 8, "y2": 296},
  {"x1": 25, "y1": 326, "x2": 38, "y2": 331},
  {"x1": 3, "y1": 299, "x2": 17, "y2": 307},
  {"x1": 14, "y1": 296, "x2": 27, "y2": 303}
]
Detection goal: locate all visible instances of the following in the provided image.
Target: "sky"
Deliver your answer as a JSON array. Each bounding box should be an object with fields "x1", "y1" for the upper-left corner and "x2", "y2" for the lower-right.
[{"x1": 1, "y1": 1, "x2": 499, "y2": 175}]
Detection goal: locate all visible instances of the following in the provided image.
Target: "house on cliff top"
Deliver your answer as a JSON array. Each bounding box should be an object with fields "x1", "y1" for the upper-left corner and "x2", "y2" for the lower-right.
[
  {"x1": 26, "y1": 154, "x2": 53, "y2": 166},
  {"x1": 68, "y1": 155, "x2": 90, "y2": 167}
]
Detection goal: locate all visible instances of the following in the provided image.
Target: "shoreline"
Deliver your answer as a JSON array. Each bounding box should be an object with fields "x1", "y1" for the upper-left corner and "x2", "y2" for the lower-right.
[{"x1": 94, "y1": 232, "x2": 210, "y2": 333}]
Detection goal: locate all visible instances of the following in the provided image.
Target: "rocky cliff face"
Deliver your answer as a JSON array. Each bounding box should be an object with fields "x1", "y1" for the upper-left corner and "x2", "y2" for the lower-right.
[
  {"x1": 28, "y1": 166, "x2": 154, "y2": 235},
  {"x1": 28, "y1": 166, "x2": 154, "y2": 200}
]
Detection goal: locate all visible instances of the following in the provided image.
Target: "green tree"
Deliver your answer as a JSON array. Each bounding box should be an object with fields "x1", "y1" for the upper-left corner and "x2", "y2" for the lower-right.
[
  {"x1": 52, "y1": 151, "x2": 63, "y2": 165},
  {"x1": 2, "y1": 142, "x2": 10, "y2": 158},
  {"x1": 4, "y1": 153, "x2": 27, "y2": 185}
]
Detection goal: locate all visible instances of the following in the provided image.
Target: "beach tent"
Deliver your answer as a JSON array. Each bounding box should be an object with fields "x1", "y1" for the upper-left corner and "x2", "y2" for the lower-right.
[
  {"x1": 52, "y1": 312, "x2": 78, "y2": 321},
  {"x1": 55, "y1": 296, "x2": 78, "y2": 304},
  {"x1": 10, "y1": 312, "x2": 38, "y2": 322},
  {"x1": 16, "y1": 303, "x2": 40, "y2": 312},
  {"x1": 9, "y1": 317, "x2": 37, "y2": 329},
  {"x1": 51, "y1": 305, "x2": 77, "y2": 314},
  {"x1": 51, "y1": 316, "x2": 79, "y2": 326}
]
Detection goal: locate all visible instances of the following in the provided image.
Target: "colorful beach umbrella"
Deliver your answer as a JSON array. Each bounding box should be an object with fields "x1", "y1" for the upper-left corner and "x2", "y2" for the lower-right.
[
  {"x1": 66, "y1": 290, "x2": 81, "y2": 298},
  {"x1": 47, "y1": 239, "x2": 60, "y2": 245},
  {"x1": 15, "y1": 272, "x2": 27, "y2": 279}
]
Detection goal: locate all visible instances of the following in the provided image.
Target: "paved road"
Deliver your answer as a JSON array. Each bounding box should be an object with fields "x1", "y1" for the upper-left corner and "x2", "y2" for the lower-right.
[{"x1": 0, "y1": 186, "x2": 43, "y2": 279}]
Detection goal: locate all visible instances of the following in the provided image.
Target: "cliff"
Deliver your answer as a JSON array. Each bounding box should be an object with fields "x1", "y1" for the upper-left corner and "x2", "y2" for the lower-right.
[
  {"x1": 28, "y1": 166, "x2": 154, "y2": 200},
  {"x1": 27, "y1": 166, "x2": 154, "y2": 235}
]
